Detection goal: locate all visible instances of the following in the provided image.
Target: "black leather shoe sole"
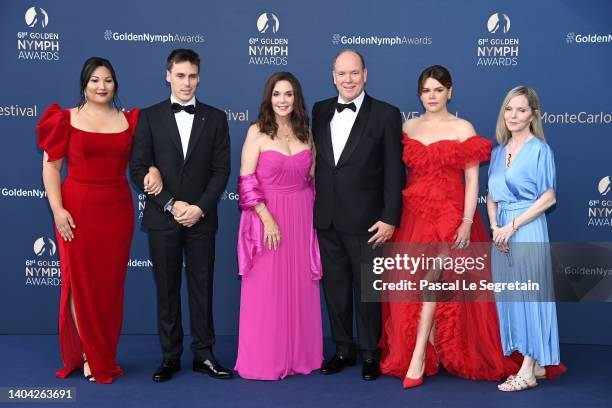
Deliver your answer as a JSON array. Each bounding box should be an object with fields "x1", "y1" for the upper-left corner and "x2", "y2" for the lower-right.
[
  {"x1": 152, "y1": 362, "x2": 181, "y2": 382},
  {"x1": 193, "y1": 362, "x2": 233, "y2": 379},
  {"x1": 152, "y1": 374, "x2": 171, "y2": 382},
  {"x1": 362, "y1": 362, "x2": 381, "y2": 381},
  {"x1": 362, "y1": 372, "x2": 381, "y2": 381},
  {"x1": 153, "y1": 372, "x2": 178, "y2": 382},
  {"x1": 319, "y1": 356, "x2": 357, "y2": 375}
]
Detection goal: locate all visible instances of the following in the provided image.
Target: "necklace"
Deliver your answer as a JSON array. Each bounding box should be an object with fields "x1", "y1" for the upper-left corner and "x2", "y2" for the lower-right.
[
  {"x1": 506, "y1": 143, "x2": 518, "y2": 168},
  {"x1": 506, "y1": 136, "x2": 531, "y2": 168},
  {"x1": 279, "y1": 127, "x2": 292, "y2": 143}
]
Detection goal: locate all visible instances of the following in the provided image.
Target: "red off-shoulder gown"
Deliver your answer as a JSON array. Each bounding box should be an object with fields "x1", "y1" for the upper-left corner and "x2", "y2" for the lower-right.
[{"x1": 380, "y1": 134, "x2": 519, "y2": 380}]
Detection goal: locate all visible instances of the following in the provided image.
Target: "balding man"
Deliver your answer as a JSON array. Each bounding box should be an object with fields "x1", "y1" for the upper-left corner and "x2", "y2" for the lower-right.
[{"x1": 312, "y1": 50, "x2": 404, "y2": 380}]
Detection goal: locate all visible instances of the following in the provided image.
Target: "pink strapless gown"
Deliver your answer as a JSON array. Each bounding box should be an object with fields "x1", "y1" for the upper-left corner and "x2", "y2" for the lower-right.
[{"x1": 234, "y1": 149, "x2": 323, "y2": 380}]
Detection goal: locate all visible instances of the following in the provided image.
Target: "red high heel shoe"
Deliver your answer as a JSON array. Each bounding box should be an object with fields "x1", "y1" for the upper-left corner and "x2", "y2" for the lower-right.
[{"x1": 403, "y1": 373, "x2": 424, "y2": 389}]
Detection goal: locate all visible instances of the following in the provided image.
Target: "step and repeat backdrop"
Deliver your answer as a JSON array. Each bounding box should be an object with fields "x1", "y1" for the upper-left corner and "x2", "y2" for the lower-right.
[{"x1": 1, "y1": 1, "x2": 611, "y2": 343}]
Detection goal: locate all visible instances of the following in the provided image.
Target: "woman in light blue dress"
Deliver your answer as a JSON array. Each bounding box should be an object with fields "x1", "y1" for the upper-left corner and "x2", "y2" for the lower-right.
[{"x1": 486, "y1": 86, "x2": 560, "y2": 391}]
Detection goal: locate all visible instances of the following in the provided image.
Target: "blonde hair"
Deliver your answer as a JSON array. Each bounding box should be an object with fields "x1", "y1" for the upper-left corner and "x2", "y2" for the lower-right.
[{"x1": 495, "y1": 86, "x2": 545, "y2": 145}]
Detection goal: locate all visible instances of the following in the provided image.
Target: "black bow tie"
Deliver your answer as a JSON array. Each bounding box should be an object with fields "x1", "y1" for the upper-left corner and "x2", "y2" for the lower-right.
[
  {"x1": 171, "y1": 103, "x2": 195, "y2": 114},
  {"x1": 335, "y1": 102, "x2": 357, "y2": 113}
]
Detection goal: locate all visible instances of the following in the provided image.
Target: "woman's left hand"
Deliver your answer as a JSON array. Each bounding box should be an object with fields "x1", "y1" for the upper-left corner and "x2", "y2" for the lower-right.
[
  {"x1": 452, "y1": 220, "x2": 472, "y2": 249},
  {"x1": 493, "y1": 223, "x2": 515, "y2": 247},
  {"x1": 144, "y1": 166, "x2": 163, "y2": 195}
]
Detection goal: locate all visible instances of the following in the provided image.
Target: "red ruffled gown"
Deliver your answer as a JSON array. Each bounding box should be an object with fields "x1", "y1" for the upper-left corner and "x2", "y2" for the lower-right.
[
  {"x1": 380, "y1": 134, "x2": 521, "y2": 380},
  {"x1": 37, "y1": 104, "x2": 140, "y2": 383}
]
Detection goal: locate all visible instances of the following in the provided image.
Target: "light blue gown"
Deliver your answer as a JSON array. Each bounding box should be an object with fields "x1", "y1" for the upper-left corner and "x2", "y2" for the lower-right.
[{"x1": 488, "y1": 137, "x2": 560, "y2": 366}]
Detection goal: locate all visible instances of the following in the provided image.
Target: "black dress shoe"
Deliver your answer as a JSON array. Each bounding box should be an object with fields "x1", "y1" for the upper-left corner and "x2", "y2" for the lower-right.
[
  {"x1": 153, "y1": 359, "x2": 181, "y2": 382},
  {"x1": 193, "y1": 359, "x2": 233, "y2": 379},
  {"x1": 319, "y1": 355, "x2": 357, "y2": 375},
  {"x1": 362, "y1": 359, "x2": 381, "y2": 381}
]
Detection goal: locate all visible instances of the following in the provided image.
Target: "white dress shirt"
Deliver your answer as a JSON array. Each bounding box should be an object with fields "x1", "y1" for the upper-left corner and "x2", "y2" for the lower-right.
[
  {"x1": 170, "y1": 94, "x2": 196, "y2": 159},
  {"x1": 329, "y1": 91, "x2": 365, "y2": 165}
]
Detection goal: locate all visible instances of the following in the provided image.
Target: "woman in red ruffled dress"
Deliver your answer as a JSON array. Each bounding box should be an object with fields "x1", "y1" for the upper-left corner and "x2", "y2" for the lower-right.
[
  {"x1": 379, "y1": 65, "x2": 565, "y2": 389},
  {"x1": 37, "y1": 57, "x2": 161, "y2": 383}
]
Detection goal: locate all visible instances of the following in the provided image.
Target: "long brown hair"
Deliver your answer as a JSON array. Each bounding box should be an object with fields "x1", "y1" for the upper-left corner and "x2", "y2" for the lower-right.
[{"x1": 255, "y1": 72, "x2": 310, "y2": 143}]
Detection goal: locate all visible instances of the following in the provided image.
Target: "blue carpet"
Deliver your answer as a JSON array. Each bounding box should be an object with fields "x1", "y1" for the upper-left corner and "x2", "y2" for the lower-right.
[{"x1": 1, "y1": 335, "x2": 609, "y2": 408}]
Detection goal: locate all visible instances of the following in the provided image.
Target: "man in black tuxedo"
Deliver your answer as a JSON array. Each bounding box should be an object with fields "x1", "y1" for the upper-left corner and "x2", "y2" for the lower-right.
[
  {"x1": 130, "y1": 49, "x2": 232, "y2": 382},
  {"x1": 312, "y1": 50, "x2": 405, "y2": 380}
]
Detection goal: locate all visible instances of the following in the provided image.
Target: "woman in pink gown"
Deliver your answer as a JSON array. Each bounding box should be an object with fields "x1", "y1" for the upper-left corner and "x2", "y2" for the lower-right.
[{"x1": 234, "y1": 72, "x2": 323, "y2": 380}]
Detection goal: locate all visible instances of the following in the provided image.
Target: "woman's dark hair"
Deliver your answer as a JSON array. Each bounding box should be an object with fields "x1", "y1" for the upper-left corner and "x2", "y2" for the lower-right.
[
  {"x1": 417, "y1": 65, "x2": 452, "y2": 95},
  {"x1": 256, "y1": 72, "x2": 310, "y2": 144},
  {"x1": 167, "y1": 48, "x2": 200, "y2": 72},
  {"x1": 77, "y1": 57, "x2": 120, "y2": 110}
]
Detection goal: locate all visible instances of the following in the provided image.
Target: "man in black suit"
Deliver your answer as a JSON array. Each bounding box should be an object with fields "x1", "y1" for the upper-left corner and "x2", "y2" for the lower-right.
[
  {"x1": 313, "y1": 50, "x2": 405, "y2": 380},
  {"x1": 130, "y1": 49, "x2": 232, "y2": 382}
]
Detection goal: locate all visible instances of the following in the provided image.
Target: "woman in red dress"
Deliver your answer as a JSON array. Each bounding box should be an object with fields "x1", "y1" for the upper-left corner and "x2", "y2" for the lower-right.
[
  {"x1": 38, "y1": 57, "x2": 161, "y2": 383},
  {"x1": 379, "y1": 65, "x2": 519, "y2": 387},
  {"x1": 379, "y1": 65, "x2": 565, "y2": 388}
]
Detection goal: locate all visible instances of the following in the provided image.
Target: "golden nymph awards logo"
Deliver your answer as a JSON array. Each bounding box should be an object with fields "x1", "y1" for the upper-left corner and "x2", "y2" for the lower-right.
[
  {"x1": 248, "y1": 12, "x2": 289, "y2": 66},
  {"x1": 476, "y1": 12, "x2": 519, "y2": 67},
  {"x1": 587, "y1": 176, "x2": 612, "y2": 227},
  {"x1": 26, "y1": 237, "x2": 61, "y2": 286},
  {"x1": 17, "y1": 7, "x2": 60, "y2": 61}
]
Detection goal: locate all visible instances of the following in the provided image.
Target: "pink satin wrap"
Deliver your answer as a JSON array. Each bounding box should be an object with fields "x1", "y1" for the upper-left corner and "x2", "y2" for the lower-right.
[{"x1": 237, "y1": 173, "x2": 321, "y2": 279}]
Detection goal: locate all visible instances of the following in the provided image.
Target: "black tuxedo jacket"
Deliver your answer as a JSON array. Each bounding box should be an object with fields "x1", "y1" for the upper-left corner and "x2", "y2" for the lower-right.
[
  {"x1": 129, "y1": 99, "x2": 231, "y2": 232},
  {"x1": 312, "y1": 93, "x2": 405, "y2": 234}
]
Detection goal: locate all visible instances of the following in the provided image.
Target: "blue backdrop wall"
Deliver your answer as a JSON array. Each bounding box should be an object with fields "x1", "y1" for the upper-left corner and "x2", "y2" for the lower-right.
[{"x1": 1, "y1": 0, "x2": 611, "y2": 344}]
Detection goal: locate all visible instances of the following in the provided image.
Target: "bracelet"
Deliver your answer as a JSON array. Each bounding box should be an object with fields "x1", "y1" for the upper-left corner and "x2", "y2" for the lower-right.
[
  {"x1": 512, "y1": 218, "x2": 519, "y2": 232},
  {"x1": 462, "y1": 217, "x2": 473, "y2": 224},
  {"x1": 490, "y1": 224, "x2": 499, "y2": 230}
]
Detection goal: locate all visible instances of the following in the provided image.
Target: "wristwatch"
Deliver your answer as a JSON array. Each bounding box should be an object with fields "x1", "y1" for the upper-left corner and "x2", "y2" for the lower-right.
[{"x1": 164, "y1": 198, "x2": 175, "y2": 213}]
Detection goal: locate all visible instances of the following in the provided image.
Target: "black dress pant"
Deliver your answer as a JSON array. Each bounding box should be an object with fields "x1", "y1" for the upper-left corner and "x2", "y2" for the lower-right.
[
  {"x1": 317, "y1": 227, "x2": 381, "y2": 361},
  {"x1": 148, "y1": 224, "x2": 216, "y2": 361}
]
